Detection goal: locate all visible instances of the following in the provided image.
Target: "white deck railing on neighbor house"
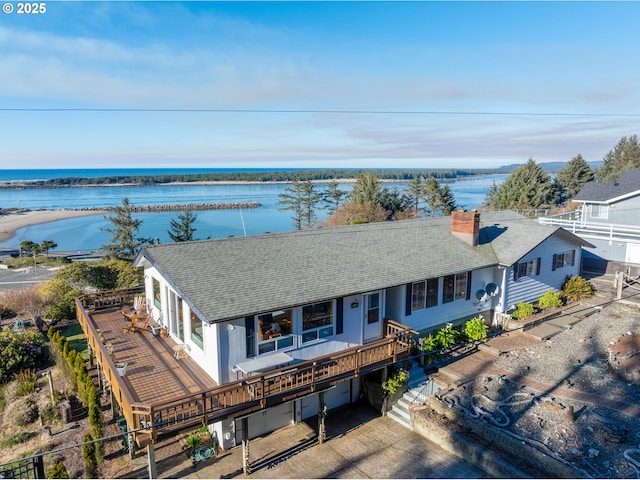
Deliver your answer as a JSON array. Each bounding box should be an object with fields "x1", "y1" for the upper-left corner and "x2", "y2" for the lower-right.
[{"x1": 538, "y1": 211, "x2": 640, "y2": 244}]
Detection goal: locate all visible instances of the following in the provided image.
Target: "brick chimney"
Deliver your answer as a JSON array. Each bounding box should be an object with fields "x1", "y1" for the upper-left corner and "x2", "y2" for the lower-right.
[{"x1": 450, "y1": 210, "x2": 480, "y2": 246}]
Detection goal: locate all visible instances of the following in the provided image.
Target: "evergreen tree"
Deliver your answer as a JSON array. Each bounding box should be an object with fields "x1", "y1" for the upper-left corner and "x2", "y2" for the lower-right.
[
  {"x1": 405, "y1": 175, "x2": 424, "y2": 214},
  {"x1": 351, "y1": 172, "x2": 383, "y2": 206},
  {"x1": 439, "y1": 184, "x2": 457, "y2": 216},
  {"x1": 596, "y1": 135, "x2": 640, "y2": 182},
  {"x1": 422, "y1": 177, "x2": 443, "y2": 216},
  {"x1": 322, "y1": 180, "x2": 349, "y2": 215},
  {"x1": 168, "y1": 209, "x2": 198, "y2": 242},
  {"x1": 40, "y1": 240, "x2": 57, "y2": 258},
  {"x1": 279, "y1": 179, "x2": 305, "y2": 230},
  {"x1": 554, "y1": 154, "x2": 594, "y2": 202},
  {"x1": 300, "y1": 180, "x2": 320, "y2": 228},
  {"x1": 379, "y1": 187, "x2": 412, "y2": 220},
  {"x1": 488, "y1": 159, "x2": 555, "y2": 209},
  {"x1": 101, "y1": 198, "x2": 152, "y2": 261},
  {"x1": 483, "y1": 180, "x2": 499, "y2": 207}
]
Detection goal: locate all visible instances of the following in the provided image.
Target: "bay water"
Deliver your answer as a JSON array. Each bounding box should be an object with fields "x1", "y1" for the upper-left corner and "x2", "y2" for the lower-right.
[{"x1": 0, "y1": 172, "x2": 505, "y2": 252}]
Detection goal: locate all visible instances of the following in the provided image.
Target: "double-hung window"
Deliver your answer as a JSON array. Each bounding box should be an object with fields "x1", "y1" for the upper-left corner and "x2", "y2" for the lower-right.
[
  {"x1": 552, "y1": 250, "x2": 575, "y2": 271},
  {"x1": 442, "y1": 272, "x2": 470, "y2": 303},
  {"x1": 412, "y1": 279, "x2": 439, "y2": 311},
  {"x1": 302, "y1": 301, "x2": 333, "y2": 343},
  {"x1": 515, "y1": 258, "x2": 541, "y2": 279},
  {"x1": 590, "y1": 204, "x2": 609, "y2": 219},
  {"x1": 190, "y1": 311, "x2": 204, "y2": 349}
]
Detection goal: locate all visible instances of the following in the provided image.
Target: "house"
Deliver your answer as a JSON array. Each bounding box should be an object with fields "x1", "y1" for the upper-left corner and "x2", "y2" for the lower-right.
[
  {"x1": 539, "y1": 169, "x2": 640, "y2": 274},
  {"x1": 129, "y1": 209, "x2": 591, "y2": 451}
]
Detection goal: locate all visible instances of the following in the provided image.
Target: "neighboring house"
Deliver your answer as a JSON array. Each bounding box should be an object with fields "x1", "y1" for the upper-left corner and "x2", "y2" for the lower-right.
[
  {"x1": 539, "y1": 169, "x2": 640, "y2": 274},
  {"x1": 132, "y1": 210, "x2": 591, "y2": 449}
]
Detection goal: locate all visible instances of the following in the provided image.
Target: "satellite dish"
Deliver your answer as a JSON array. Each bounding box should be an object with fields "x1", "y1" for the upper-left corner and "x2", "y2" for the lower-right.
[
  {"x1": 485, "y1": 283, "x2": 499, "y2": 297},
  {"x1": 475, "y1": 289, "x2": 486, "y2": 301}
]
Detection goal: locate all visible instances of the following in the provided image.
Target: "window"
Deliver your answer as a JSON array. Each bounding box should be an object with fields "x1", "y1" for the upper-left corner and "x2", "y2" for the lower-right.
[
  {"x1": 190, "y1": 311, "x2": 204, "y2": 349},
  {"x1": 442, "y1": 273, "x2": 469, "y2": 303},
  {"x1": 245, "y1": 316, "x2": 255, "y2": 358},
  {"x1": 552, "y1": 250, "x2": 575, "y2": 271},
  {"x1": 426, "y1": 278, "x2": 439, "y2": 308},
  {"x1": 152, "y1": 278, "x2": 161, "y2": 309},
  {"x1": 366, "y1": 293, "x2": 380, "y2": 324},
  {"x1": 302, "y1": 301, "x2": 333, "y2": 343},
  {"x1": 455, "y1": 273, "x2": 468, "y2": 301},
  {"x1": 590, "y1": 204, "x2": 609, "y2": 219},
  {"x1": 257, "y1": 309, "x2": 293, "y2": 354},
  {"x1": 411, "y1": 281, "x2": 426, "y2": 310},
  {"x1": 515, "y1": 258, "x2": 541, "y2": 279}
]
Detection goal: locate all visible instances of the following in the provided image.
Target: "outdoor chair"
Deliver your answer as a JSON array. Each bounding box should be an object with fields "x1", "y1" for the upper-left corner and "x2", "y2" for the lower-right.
[
  {"x1": 122, "y1": 296, "x2": 146, "y2": 321},
  {"x1": 129, "y1": 314, "x2": 152, "y2": 333}
]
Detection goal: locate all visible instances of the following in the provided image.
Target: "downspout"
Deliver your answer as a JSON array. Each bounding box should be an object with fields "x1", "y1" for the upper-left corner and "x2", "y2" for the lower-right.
[{"x1": 493, "y1": 265, "x2": 508, "y2": 327}]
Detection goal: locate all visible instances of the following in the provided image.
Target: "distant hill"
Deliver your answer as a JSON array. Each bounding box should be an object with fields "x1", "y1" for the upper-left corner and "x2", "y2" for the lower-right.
[{"x1": 497, "y1": 161, "x2": 602, "y2": 174}]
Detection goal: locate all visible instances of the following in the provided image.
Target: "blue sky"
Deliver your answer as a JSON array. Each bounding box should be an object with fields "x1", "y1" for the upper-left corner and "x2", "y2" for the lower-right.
[{"x1": 1, "y1": 1, "x2": 639, "y2": 169}]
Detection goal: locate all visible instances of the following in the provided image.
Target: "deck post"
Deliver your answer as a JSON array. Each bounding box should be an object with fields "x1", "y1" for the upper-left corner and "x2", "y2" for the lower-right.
[
  {"x1": 241, "y1": 416, "x2": 251, "y2": 475},
  {"x1": 318, "y1": 391, "x2": 327, "y2": 444},
  {"x1": 147, "y1": 443, "x2": 157, "y2": 479}
]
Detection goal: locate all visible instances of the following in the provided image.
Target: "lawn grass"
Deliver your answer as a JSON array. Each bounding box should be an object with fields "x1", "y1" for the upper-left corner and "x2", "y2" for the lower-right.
[{"x1": 60, "y1": 323, "x2": 89, "y2": 361}]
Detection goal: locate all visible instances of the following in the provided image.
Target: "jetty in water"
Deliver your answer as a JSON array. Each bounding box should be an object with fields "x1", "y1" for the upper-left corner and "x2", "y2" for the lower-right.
[{"x1": 74, "y1": 202, "x2": 261, "y2": 212}]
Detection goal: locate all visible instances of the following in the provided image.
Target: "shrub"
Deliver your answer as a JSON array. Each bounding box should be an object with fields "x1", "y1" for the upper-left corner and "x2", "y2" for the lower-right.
[
  {"x1": 463, "y1": 316, "x2": 488, "y2": 342},
  {"x1": 0, "y1": 431, "x2": 35, "y2": 447},
  {"x1": 435, "y1": 324, "x2": 460, "y2": 349},
  {"x1": 47, "y1": 460, "x2": 69, "y2": 479},
  {"x1": 16, "y1": 397, "x2": 39, "y2": 426},
  {"x1": 511, "y1": 302, "x2": 535, "y2": 321},
  {"x1": 82, "y1": 433, "x2": 99, "y2": 479},
  {"x1": 538, "y1": 290, "x2": 562, "y2": 309},
  {"x1": 562, "y1": 275, "x2": 595, "y2": 301},
  {"x1": 381, "y1": 368, "x2": 409, "y2": 395},
  {"x1": 0, "y1": 330, "x2": 48, "y2": 384},
  {"x1": 14, "y1": 369, "x2": 37, "y2": 396},
  {"x1": 41, "y1": 403, "x2": 59, "y2": 423}
]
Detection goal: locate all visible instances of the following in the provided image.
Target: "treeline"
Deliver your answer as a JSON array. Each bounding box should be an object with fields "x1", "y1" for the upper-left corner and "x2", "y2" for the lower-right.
[{"x1": 5, "y1": 168, "x2": 498, "y2": 188}]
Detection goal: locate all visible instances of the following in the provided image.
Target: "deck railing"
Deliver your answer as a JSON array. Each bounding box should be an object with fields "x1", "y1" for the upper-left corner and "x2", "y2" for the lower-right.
[
  {"x1": 76, "y1": 296, "x2": 415, "y2": 447},
  {"x1": 539, "y1": 213, "x2": 640, "y2": 244}
]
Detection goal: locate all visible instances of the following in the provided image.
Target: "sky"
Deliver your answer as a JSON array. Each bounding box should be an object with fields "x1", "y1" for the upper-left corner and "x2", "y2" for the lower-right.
[{"x1": 1, "y1": 1, "x2": 640, "y2": 170}]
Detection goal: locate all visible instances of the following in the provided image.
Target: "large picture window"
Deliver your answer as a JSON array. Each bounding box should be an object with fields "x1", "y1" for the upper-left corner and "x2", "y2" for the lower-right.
[
  {"x1": 257, "y1": 309, "x2": 293, "y2": 354},
  {"x1": 302, "y1": 301, "x2": 333, "y2": 343},
  {"x1": 411, "y1": 281, "x2": 426, "y2": 311},
  {"x1": 590, "y1": 204, "x2": 609, "y2": 219},
  {"x1": 426, "y1": 278, "x2": 439, "y2": 308}
]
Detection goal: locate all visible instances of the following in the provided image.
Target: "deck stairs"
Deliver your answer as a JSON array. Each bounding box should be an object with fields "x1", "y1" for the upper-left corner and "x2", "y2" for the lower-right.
[{"x1": 387, "y1": 360, "x2": 441, "y2": 429}]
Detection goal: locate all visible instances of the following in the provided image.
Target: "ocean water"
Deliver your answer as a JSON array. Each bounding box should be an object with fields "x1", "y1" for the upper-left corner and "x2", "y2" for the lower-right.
[{"x1": 0, "y1": 172, "x2": 505, "y2": 252}]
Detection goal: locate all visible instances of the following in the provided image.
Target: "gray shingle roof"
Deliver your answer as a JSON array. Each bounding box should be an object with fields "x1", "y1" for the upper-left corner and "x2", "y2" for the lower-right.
[
  {"x1": 136, "y1": 210, "x2": 583, "y2": 323},
  {"x1": 573, "y1": 169, "x2": 640, "y2": 203}
]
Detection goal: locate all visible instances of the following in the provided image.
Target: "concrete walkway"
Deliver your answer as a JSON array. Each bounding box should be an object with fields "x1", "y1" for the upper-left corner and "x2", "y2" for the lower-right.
[{"x1": 125, "y1": 402, "x2": 486, "y2": 479}]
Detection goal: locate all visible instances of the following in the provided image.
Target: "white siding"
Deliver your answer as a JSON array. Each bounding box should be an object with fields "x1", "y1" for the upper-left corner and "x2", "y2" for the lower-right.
[
  {"x1": 505, "y1": 233, "x2": 581, "y2": 309},
  {"x1": 394, "y1": 266, "x2": 500, "y2": 333}
]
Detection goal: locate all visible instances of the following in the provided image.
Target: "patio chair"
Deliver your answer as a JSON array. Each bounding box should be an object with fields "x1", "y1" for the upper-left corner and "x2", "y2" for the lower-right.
[
  {"x1": 122, "y1": 296, "x2": 146, "y2": 321},
  {"x1": 130, "y1": 314, "x2": 152, "y2": 333}
]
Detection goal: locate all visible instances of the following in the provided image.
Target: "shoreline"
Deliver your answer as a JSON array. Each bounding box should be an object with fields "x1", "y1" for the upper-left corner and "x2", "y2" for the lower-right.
[{"x1": 0, "y1": 209, "x2": 107, "y2": 243}]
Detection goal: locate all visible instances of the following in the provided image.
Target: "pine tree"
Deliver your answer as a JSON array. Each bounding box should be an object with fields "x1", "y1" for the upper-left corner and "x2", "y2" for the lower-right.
[
  {"x1": 300, "y1": 180, "x2": 320, "y2": 228},
  {"x1": 596, "y1": 135, "x2": 640, "y2": 182},
  {"x1": 351, "y1": 172, "x2": 383, "y2": 206},
  {"x1": 101, "y1": 198, "x2": 151, "y2": 261},
  {"x1": 168, "y1": 209, "x2": 198, "y2": 242},
  {"x1": 554, "y1": 154, "x2": 594, "y2": 202},
  {"x1": 405, "y1": 175, "x2": 424, "y2": 214},
  {"x1": 422, "y1": 177, "x2": 443, "y2": 216},
  {"x1": 488, "y1": 159, "x2": 555, "y2": 209},
  {"x1": 379, "y1": 187, "x2": 412, "y2": 220},
  {"x1": 278, "y1": 179, "x2": 305, "y2": 230},
  {"x1": 322, "y1": 180, "x2": 349, "y2": 215},
  {"x1": 439, "y1": 184, "x2": 457, "y2": 216}
]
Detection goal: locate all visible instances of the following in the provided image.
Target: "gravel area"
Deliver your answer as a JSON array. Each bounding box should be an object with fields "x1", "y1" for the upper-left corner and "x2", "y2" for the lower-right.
[{"x1": 438, "y1": 300, "x2": 640, "y2": 478}]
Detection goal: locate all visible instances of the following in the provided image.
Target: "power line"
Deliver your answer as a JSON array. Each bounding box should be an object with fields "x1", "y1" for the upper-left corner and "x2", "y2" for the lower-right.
[{"x1": 1, "y1": 107, "x2": 640, "y2": 117}]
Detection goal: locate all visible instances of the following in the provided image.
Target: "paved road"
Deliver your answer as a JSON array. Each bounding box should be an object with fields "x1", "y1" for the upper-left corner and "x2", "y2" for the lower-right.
[{"x1": 0, "y1": 266, "x2": 56, "y2": 292}]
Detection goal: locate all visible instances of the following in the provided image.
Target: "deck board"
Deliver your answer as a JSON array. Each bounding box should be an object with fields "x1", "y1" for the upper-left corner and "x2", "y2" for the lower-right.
[{"x1": 92, "y1": 309, "x2": 217, "y2": 404}]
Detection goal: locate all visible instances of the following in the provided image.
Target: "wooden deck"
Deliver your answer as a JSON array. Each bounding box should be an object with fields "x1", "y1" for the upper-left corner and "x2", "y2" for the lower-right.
[
  {"x1": 91, "y1": 308, "x2": 217, "y2": 405},
  {"x1": 76, "y1": 290, "x2": 415, "y2": 448}
]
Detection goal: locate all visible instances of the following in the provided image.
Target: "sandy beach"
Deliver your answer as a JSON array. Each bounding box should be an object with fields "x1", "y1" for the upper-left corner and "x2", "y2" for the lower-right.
[{"x1": 0, "y1": 209, "x2": 107, "y2": 243}]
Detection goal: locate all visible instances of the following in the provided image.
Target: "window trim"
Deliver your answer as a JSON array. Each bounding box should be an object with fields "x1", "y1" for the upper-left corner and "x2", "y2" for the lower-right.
[{"x1": 514, "y1": 258, "x2": 541, "y2": 280}]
